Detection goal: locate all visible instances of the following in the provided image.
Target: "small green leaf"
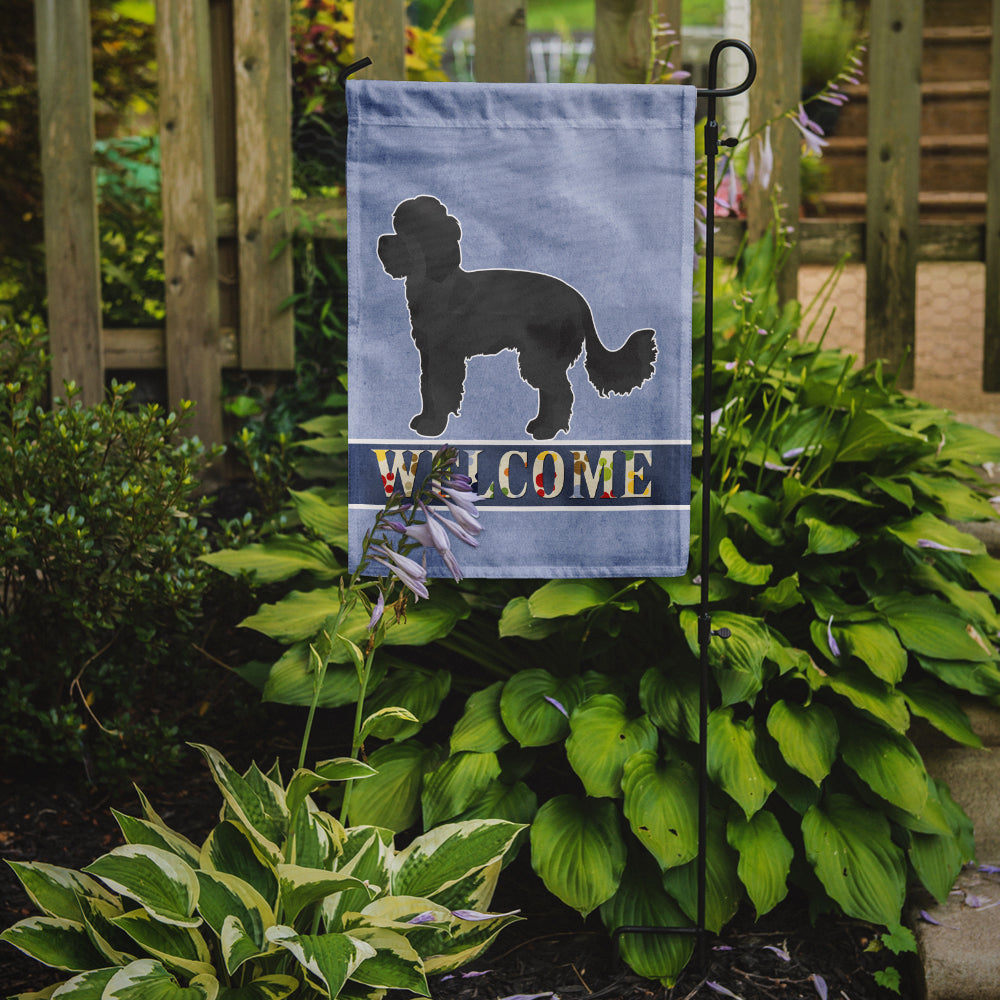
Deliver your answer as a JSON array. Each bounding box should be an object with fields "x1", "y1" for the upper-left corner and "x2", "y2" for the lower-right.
[
  {"x1": 727, "y1": 811, "x2": 793, "y2": 917},
  {"x1": 288, "y1": 488, "x2": 348, "y2": 547},
  {"x1": 718, "y1": 537, "x2": 772, "y2": 586},
  {"x1": 450, "y1": 682, "x2": 511, "y2": 754},
  {"x1": 765, "y1": 700, "x2": 838, "y2": 786},
  {"x1": 526, "y1": 579, "x2": 616, "y2": 618},
  {"x1": 497, "y1": 597, "x2": 564, "y2": 639},
  {"x1": 707, "y1": 707, "x2": 776, "y2": 818},
  {"x1": 803, "y1": 517, "x2": 859, "y2": 556},
  {"x1": 200, "y1": 536, "x2": 341, "y2": 584}
]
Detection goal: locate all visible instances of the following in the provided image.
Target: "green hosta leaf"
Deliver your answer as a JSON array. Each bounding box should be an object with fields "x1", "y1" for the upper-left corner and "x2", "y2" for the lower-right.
[
  {"x1": 362, "y1": 667, "x2": 451, "y2": 740},
  {"x1": 347, "y1": 740, "x2": 442, "y2": 832},
  {"x1": 866, "y1": 474, "x2": 914, "y2": 509},
  {"x1": 755, "y1": 573, "x2": 805, "y2": 614},
  {"x1": 661, "y1": 810, "x2": 741, "y2": 933},
  {"x1": 718, "y1": 537, "x2": 772, "y2": 586},
  {"x1": 530, "y1": 795, "x2": 626, "y2": 917},
  {"x1": 901, "y1": 680, "x2": 982, "y2": 748},
  {"x1": 874, "y1": 594, "x2": 995, "y2": 662},
  {"x1": 288, "y1": 488, "x2": 349, "y2": 547},
  {"x1": 839, "y1": 718, "x2": 929, "y2": 816},
  {"x1": 967, "y1": 553, "x2": 1000, "y2": 597},
  {"x1": 935, "y1": 421, "x2": 1000, "y2": 464},
  {"x1": 346, "y1": 926, "x2": 428, "y2": 994},
  {"x1": 639, "y1": 664, "x2": 699, "y2": 742},
  {"x1": 360, "y1": 707, "x2": 421, "y2": 742},
  {"x1": 621, "y1": 751, "x2": 698, "y2": 871},
  {"x1": 499, "y1": 670, "x2": 584, "y2": 747},
  {"x1": 724, "y1": 490, "x2": 784, "y2": 545},
  {"x1": 195, "y1": 871, "x2": 273, "y2": 974},
  {"x1": 200, "y1": 822, "x2": 278, "y2": 910},
  {"x1": 260, "y1": 643, "x2": 388, "y2": 709},
  {"x1": 654, "y1": 572, "x2": 737, "y2": 606},
  {"x1": 450, "y1": 682, "x2": 511, "y2": 754},
  {"x1": 5, "y1": 862, "x2": 118, "y2": 923},
  {"x1": 497, "y1": 597, "x2": 564, "y2": 639},
  {"x1": 599, "y1": 853, "x2": 694, "y2": 987},
  {"x1": 421, "y1": 751, "x2": 502, "y2": 828},
  {"x1": 216, "y1": 975, "x2": 299, "y2": 1000},
  {"x1": 265, "y1": 926, "x2": 375, "y2": 998},
  {"x1": 200, "y1": 535, "x2": 341, "y2": 584},
  {"x1": 802, "y1": 793, "x2": 906, "y2": 926},
  {"x1": 453, "y1": 779, "x2": 538, "y2": 827},
  {"x1": 393, "y1": 819, "x2": 524, "y2": 901},
  {"x1": 835, "y1": 621, "x2": 907, "y2": 684},
  {"x1": 83, "y1": 846, "x2": 200, "y2": 928},
  {"x1": 909, "y1": 470, "x2": 999, "y2": 521},
  {"x1": 103, "y1": 959, "x2": 218, "y2": 1000},
  {"x1": 835, "y1": 410, "x2": 927, "y2": 463},
  {"x1": 112, "y1": 812, "x2": 201, "y2": 868},
  {"x1": 190, "y1": 746, "x2": 287, "y2": 862},
  {"x1": 803, "y1": 517, "x2": 859, "y2": 556},
  {"x1": 680, "y1": 610, "x2": 770, "y2": 706},
  {"x1": 809, "y1": 661, "x2": 910, "y2": 732},
  {"x1": 111, "y1": 908, "x2": 214, "y2": 978},
  {"x1": 277, "y1": 865, "x2": 374, "y2": 925},
  {"x1": 916, "y1": 655, "x2": 1000, "y2": 697},
  {"x1": 765, "y1": 701, "x2": 838, "y2": 786},
  {"x1": 886, "y1": 512, "x2": 985, "y2": 556},
  {"x1": 910, "y1": 562, "x2": 1000, "y2": 632},
  {"x1": 727, "y1": 811, "x2": 793, "y2": 917},
  {"x1": 909, "y1": 828, "x2": 965, "y2": 905},
  {"x1": 527, "y1": 579, "x2": 616, "y2": 618},
  {"x1": 0, "y1": 916, "x2": 107, "y2": 971},
  {"x1": 707, "y1": 708, "x2": 776, "y2": 818},
  {"x1": 565, "y1": 695, "x2": 658, "y2": 798}
]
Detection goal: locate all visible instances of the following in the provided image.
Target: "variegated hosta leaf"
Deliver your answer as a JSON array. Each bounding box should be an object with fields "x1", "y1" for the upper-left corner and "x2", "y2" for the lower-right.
[
  {"x1": 195, "y1": 871, "x2": 274, "y2": 973},
  {"x1": 661, "y1": 810, "x2": 742, "y2": 934},
  {"x1": 802, "y1": 793, "x2": 906, "y2": 926},
  {"x1": 421, "y1": 751, "x2": 501, "y2": 829},
  {"x1": 450, "y1": 681, "x2": 511, "y2": 754},
  {"x1": 83, "y1": 846, "x2": 200, "y2": 928},
  {"x1": 765, "y1": 700, "x2": 838, "y2": 786},
  {"x1": 46, "y1": 966, "x2": 118, "y2": 997},
  {"x1": 288, "y1": 802, "x2": 343, "y2": 870},
  {"x1": 78, "y1": 894, "x2": 136, "y2": 966},
  {"x1": 599, "y1": 853, "x2": 694, "y2": 987},
  {"x1": 0, "y1": 916, "x2": 107, "y2": 971},
  {"x1": 344, "y1": 926, "x2": 429, "y2": 995},
  {"x1": 707, "y1": 707, "x2": 776, "y2": 819},
  {"x1": 265, "y1": 926, "x2": 375, "y2": 998},
  {"x1": 727, "y1": 810, "x2": 793, "y2": 917},
  {"x1": 214, "y1": 974, "x2": 299, "y2": 1000},
  {"x1": 190, "y1": 745, "x2": 287, "y2": 863},
  {"x1": 391, "y1": 820, "x2": 524, "y2": 901},
  {"x1": 285, "y1": 760, "x2": 376, "y2": 823},
  {"x1": 112, "y1": 811, "x2": 202, "y2": 868},
  {"x1": 276, "y1": 865, "x2": 375, "y2": 925},
  {"x1": 838, "y1": 718, "x2": 929, "y2": 817},
  {"x1": 621, "y1": 751, "x2": 699, "y2": 871},
  {"x1": 529, "y1": 795, "x2": 626, "y2": 917},
  {"x1": 499, "y1": 669, "x2": 585, "y2": 747},
  {"x1": 424, "y1": 859, "x2": 501, "y2": 915},
  {"x1": 102, "y1": 958, "x2": 218, "y2": 999},
  {"x1": 110, "y1": 908, "x2": 214, "y2": 978},
  {"x1": 323, "y1": 829, "x2": 393, "y2": 931},
  {"x1": 422, "y1": 907, "x2": 522, "y2": 975},
  {"x1": 565, "y1": 695, "x2": 658, "y2": 799},
  {"x1": 4, "y1": 862, "x2": 118, "y2": 922},
  {"x1": 200, "y1": 822, "x2": 278, "y2": 910},
  {"x1": 347, "y1": 740, "x2": 443, "y2": 833}
]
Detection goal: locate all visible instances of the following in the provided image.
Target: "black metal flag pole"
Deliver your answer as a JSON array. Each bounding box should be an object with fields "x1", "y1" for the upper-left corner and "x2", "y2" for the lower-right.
[{"x1": 339, "y1": 40, "x2": 758, "y2": 974}]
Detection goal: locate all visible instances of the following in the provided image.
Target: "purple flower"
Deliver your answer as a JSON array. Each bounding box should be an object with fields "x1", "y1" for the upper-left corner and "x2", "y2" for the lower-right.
[
  {"x1": 451, "y1": 908, "x2": 520, "y2": 921},
  {"x1": 544, "y1": 695, "x2": 569, "y2": 718},
  {"x1": 367, "y1": 591, "x2": 385, "y2": 631},
  {"x1": 441, "y1": 496, "x2": 482, "y2": 536},
  {"x1": 763, "y1": 944, "x2": 790, "y2": 961},
  {"x1": 407, "y1": 911, "x2": 438, "y2": 925},
  {"x1": 812, "y1": 974, "x2": 828, "y2": 1000},
  {"x1": 747, "y1": 125, "x2": 773, "y2": 190},
  {"x1": 917, "y1": 538, "x2": 973, "y2": 554},
  {"x1": 371, "y1": 544, "x2": 429, "y2": 600},
  {"x1": 432, "y1": 481, "x2": 483, "y2": 519},
  {"x1": 791, "y1": 104, "x2": 829, "y2": 156},
  {"x1": 827, "y1": 615, "x2": 841, "y2": 658},
  {"x1": 429, "y1": 504, "x2": 480, "y2": 548},
  {"x1": 706, "y1": 983, "x2": 742, "y2": 999}
]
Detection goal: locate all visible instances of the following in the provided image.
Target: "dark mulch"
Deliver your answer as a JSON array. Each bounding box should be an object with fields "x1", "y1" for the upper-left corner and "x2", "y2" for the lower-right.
[{"x1": 1, "y1": 744, "x2": 914, "y2": 1000}]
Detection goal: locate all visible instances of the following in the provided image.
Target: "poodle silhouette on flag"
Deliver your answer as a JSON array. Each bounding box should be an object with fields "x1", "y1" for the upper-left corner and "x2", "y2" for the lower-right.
[{"x1": 377, "y1": 195, "x2": 658, "y2": 440}]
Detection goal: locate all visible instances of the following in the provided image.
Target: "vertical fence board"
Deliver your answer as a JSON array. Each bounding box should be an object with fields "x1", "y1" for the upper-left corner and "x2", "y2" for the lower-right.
[
  {"x1": 355, "y1": 0, "x2": 406, "y2": 80},
  {"x1": 865, "y1": 0, "x2": 923, "y2": 389},
  {"x1": 747, "y1": 0, "x2": 801, "y2": 304},
  {"x1": 595, "y1": 0, "x2": 661, "y2": 84},
  {"x1": 983, "y1": 0, "x2": 1000, "y2": 389},
  {"x1": 233, "y1": 0, "x2": 294, "y2": 369},
  {"x1": 157, "y1": 0, "x2": 223, "y2": 444},
  {"x1": 34, "y1": 0, "x2": 103, "y2": 404},
  {"x1": 660, "y1": 0, "x2": 682, "y2": 69},
  {"x1": 474, "y1": 0, "x2": 527, "y2": 82}
]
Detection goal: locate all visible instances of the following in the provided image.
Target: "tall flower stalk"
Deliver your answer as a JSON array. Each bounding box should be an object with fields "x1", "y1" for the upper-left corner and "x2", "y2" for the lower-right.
[{"x1": 293, "y1": 446, "x2": 482, "y2": 822}]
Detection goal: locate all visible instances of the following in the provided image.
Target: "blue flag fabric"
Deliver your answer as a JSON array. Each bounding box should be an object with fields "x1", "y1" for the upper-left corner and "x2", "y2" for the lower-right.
[{"x1": 347, "y1": 80, "x2": 696, "y2": 578}]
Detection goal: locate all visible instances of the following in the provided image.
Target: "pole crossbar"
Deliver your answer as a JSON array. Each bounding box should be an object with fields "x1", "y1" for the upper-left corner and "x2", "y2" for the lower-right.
[{"x1": 339, "y1": 38, "x2": 758, "y2": 976}]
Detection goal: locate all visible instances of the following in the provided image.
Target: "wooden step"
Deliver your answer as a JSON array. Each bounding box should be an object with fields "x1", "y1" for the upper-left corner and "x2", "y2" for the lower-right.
[
  {"x1": 813, "y1": 190, "x2": 987, "y2": 222},
  {"x1": 822, "y1": 134, "x2": 988, "y2": 193},
  {"x1": 922, "y1": 25, "x2": 992, "y2": 83}
]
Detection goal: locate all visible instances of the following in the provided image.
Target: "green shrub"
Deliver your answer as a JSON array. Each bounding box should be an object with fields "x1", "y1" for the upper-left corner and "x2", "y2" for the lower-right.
[
  {"x1": 0, "y1": 317, "x2": 220, "y2": 783},
  {"x1": 1, "y1": 743, "x2": 524, "y2": 997},
  {"x1": 210, "y1": 233, "x2": 1000, "y2": 985}
]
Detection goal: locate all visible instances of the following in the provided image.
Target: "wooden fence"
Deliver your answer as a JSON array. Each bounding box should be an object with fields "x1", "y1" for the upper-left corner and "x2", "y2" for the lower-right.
[{"x1": 33, "y1": 0, "x2": 1000, "y2": 445}]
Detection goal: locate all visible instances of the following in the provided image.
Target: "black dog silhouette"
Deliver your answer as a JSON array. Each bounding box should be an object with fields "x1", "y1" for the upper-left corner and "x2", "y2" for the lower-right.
[{"x1": 377, "y1": 196, "x2": 657, "y2": 440}]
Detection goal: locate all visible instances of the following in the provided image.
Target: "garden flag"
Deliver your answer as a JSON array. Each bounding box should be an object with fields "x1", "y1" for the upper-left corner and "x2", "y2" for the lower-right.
[{"x1": 346, "y1": 79, "x2": 696, "y2": 578}]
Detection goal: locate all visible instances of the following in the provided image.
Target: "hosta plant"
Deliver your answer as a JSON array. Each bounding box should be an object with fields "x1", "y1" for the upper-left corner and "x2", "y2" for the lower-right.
[{"x1": 1, "y1": 743, "x2": 523, "y2": 999}]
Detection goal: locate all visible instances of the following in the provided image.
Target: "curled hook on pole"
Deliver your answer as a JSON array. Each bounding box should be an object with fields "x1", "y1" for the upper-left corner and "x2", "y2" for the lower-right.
[{"x1": 338, "y1": 57, "x2": 373, "y2": 90}]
